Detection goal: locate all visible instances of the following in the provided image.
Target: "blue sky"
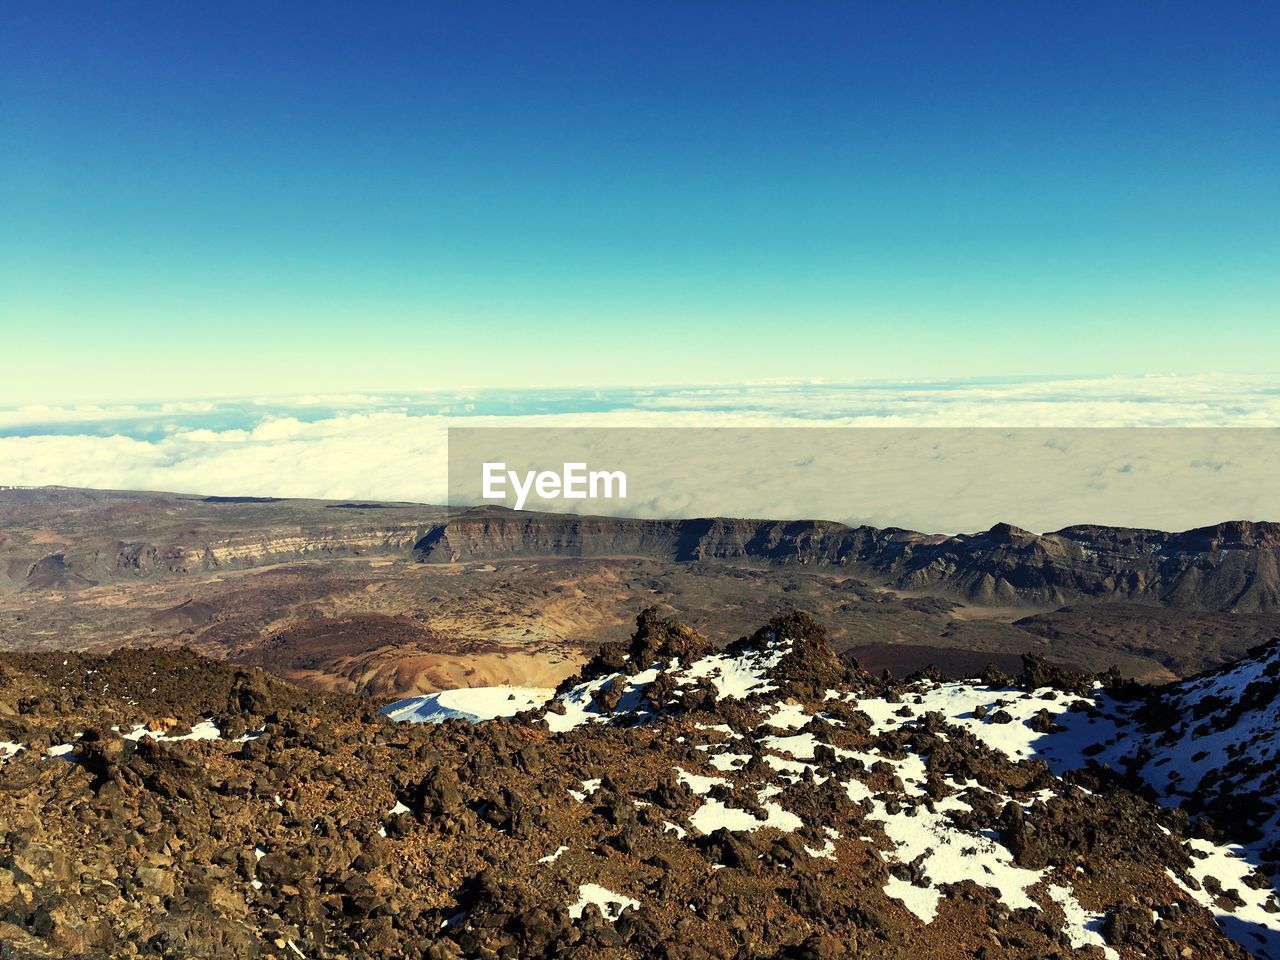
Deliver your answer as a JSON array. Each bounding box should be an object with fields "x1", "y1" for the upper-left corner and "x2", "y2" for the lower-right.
[{"x1": 2, "y1": 2, "x2": 1276, "y2": 402}]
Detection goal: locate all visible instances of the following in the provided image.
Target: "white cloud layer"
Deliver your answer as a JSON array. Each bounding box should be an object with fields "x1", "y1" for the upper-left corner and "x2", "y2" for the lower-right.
[{"x1": 2, "y1": 375, "x2": 1278, "y2": 532}]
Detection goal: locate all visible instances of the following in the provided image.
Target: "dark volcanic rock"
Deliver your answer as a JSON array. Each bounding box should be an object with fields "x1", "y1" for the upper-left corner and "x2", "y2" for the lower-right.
[{"x1": 1, "y1": 613, "x2": 1275, "y2": 959}]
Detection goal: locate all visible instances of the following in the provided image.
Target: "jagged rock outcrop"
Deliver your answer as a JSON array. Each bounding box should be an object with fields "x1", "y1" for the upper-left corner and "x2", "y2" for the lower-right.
[
  {"x1": 3, "y1": 612, "x2": 1279, "y2": 958},
  {"x1": 418, "y1": 509, "x2": 1280, "y2": 611}
]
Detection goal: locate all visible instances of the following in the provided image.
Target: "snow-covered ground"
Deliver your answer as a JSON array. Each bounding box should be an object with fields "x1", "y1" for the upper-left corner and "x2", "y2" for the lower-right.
[
  {"x1": 567, "y1": 883, "x2": 639, "y2": 922},
  {"x1": 1086, "y1": 646, "x2": 1280, "y2": 959},
  {"x1": 0, "y1": 717, "x2": 256, "y2": 766},
  {"x1": 381, "y1": 686, "x2": 554, "y2": 724},
  {"x1": 123, "y1": 718, "x2": 223, "y2": 743},
  {"x1": 376, "y1": 630, "x2": 1280, "y2": 958}
]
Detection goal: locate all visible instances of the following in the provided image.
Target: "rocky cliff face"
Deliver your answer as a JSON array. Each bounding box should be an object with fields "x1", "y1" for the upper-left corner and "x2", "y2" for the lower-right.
[
  {"x1": 412, "y1": 511, "x2": 884, "y2": 566},
  {"x1": 0, "y1": 488, "x2": 442, "y2": 593},
  {"x1": 866, "y1": 521, "x2": 1280, "y2": 610},
  {"x1": 6, "y1": 489, "x2": 1280, "y2": 612},
  {"x1": 418, "y1": 510, "x2": 1280, "y2": 612},
  {"x1": 10, "y1": 526, "x2": 429, "y2": 592}
]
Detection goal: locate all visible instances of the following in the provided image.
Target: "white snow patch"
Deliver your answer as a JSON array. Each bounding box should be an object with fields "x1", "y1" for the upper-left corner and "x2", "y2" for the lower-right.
[
  {"x1": 1167, "y1": 839, "x2": 1280, "y2": 958},
  {"x1": 883, "y1": 875, "x2": 942, "y2": 922},
  {"x1": 804, "y1": 839, "x2": 837, "y2": 860},
  {"x1": 568, "y1": 883, "x2": 639, "y2": 922},
  {"x1": 568, "y1": 778, "x2": 602, "y2": 802},
  {"x1": 1047, "y1": 883, "x2": 1118, "y2": 959},
  {"x1": 760, "y1": 731, "x2": 820, "y2": 760},
  {"x1": 706, "y1": 751, "x2": 751, "y2": 772},
  {"x1": 382, "y1": 686, "x2": 553, "y2": 725},
  {"x1": 845, "y1": 683, "x2": 1089, "y2": 762},
  {"x1": 543, "y1": 666, "x2": 664, "y2": 733},
  {"x1": 675, "y1": 768, "x2": 728, "y2": 796},
  {"x1": 42, "y1": 718, "x2": 226, "y2": 764},
  {"x1": 762, "y1": 702, "x2": 812, "y2": 730},
  {"x1": 679, "y1": 642, "x2": 789, "y2": 700},
  {"x1": 869, "y1": 792, "x2": 1046, "y2": 918},
  {"x1": 689, "y1": 794, "x2": 803, "y2": 835},
  {"x1": 843, "y1": 778, "x2": 874, "y2": 803},
  {"x1": 123, "y1": 718, "x2": 223, "y2": 742}
]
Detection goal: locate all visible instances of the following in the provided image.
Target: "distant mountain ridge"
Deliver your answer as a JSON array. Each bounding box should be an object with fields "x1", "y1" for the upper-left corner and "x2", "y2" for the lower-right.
[
  {"x1": 4, "y1": 488, "x2": 1280, "y2": 612},
  {"x1": 417, "y1": 509, "x2": 1280, "y2": 612}
]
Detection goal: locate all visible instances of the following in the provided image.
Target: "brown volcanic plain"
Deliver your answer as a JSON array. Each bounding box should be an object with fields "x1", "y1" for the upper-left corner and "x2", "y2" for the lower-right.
[{"x1": 3, "y1": 487, "x2": 1280, "y2": 699}]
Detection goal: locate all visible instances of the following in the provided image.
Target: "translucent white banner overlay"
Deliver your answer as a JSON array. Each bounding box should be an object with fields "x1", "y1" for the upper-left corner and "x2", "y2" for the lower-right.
[{"x1": 449, "y1": 427, "x2": 1280, "y2": 533}]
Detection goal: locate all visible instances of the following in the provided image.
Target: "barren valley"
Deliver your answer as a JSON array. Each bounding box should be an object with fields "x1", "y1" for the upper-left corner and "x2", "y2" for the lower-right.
[{"x1": 3, "y1": 488, "x2": 1280, "y2": 699}]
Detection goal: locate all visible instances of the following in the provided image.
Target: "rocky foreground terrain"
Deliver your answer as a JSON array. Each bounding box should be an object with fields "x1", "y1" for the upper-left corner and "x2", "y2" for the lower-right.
[{"x1": 2, "y1": 611, "x2": 1278, "y2": 959}]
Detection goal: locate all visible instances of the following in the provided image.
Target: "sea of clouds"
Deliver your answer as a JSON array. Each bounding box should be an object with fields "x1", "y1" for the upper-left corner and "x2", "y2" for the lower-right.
[{"x1": 2, "y1": 375, "x2": 1279, "y2": 532}]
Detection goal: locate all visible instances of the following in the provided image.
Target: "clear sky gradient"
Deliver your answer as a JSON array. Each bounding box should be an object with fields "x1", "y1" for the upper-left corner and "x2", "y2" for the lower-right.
[{"x1": 1, "y1": 2, "x2": 1276, "y2": 402}]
